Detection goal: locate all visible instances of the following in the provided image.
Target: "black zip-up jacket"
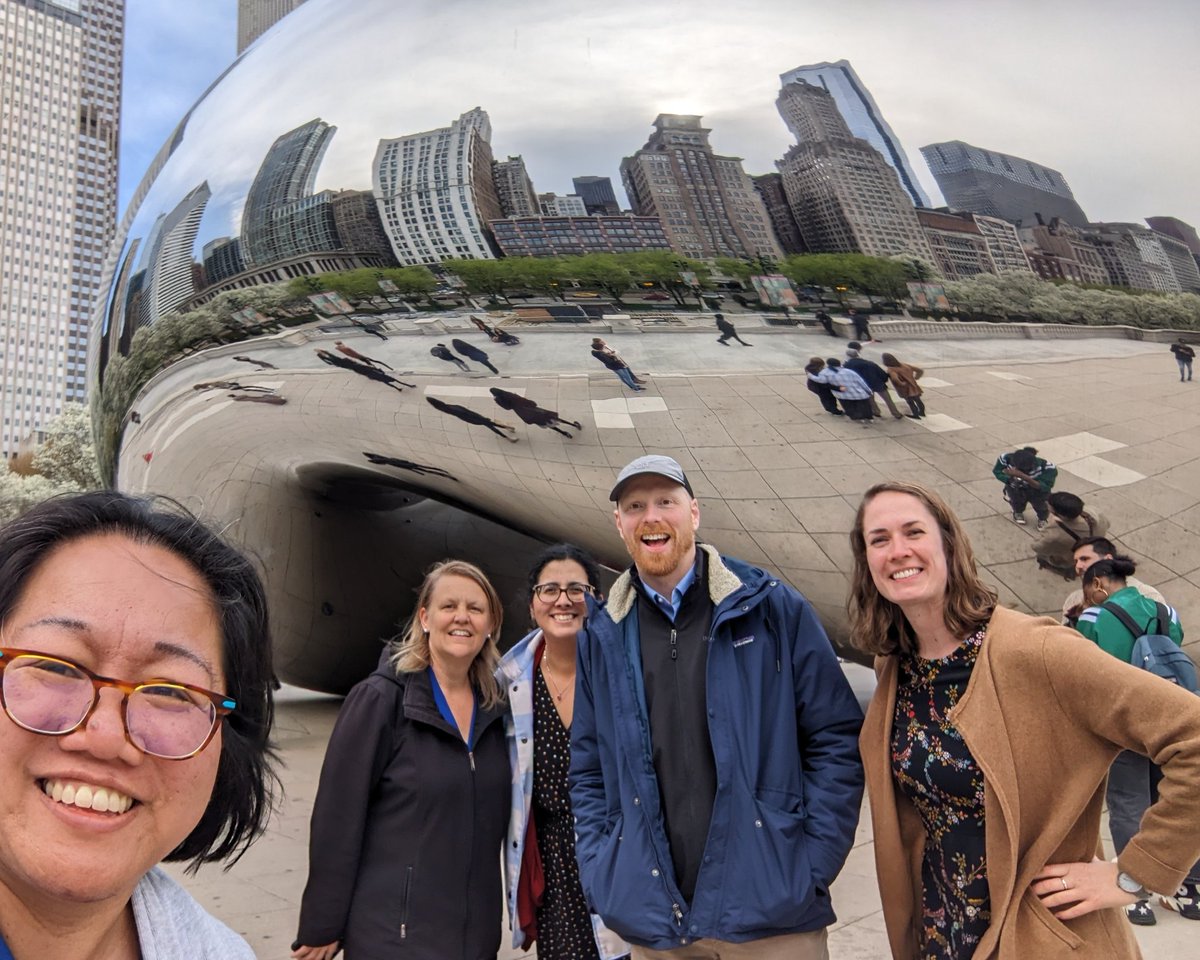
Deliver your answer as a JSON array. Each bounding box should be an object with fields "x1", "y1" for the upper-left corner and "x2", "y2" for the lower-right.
[{"x1": 295, "y1": 653, "x2": 510, "y2": 959}]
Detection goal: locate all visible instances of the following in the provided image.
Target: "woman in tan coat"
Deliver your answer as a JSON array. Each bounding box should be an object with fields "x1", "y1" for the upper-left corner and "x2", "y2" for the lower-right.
[
  {"x1": 849, "y1": 480, "x2": 1200, "y2": 960},
  {"x1": 881, "y1": 353, "x2": 925, "y2": 419}
]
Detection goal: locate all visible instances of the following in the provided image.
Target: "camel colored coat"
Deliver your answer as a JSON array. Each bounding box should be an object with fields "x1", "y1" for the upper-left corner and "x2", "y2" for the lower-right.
[
  {"x1": 861, "y1": 606, "x2": 1200, "y2": 960},
  {"x1": 885, "y1": 362, "x2": 923, "y2": 398}
]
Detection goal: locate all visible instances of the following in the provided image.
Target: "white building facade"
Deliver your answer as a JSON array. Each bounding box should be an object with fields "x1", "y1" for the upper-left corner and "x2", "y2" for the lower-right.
[
  {"x1": 373, "y1": 108, "x2": 503, "y2": 266},
  {"x1": 0, "y1": 0, "x2": 121, "y2": 457}
]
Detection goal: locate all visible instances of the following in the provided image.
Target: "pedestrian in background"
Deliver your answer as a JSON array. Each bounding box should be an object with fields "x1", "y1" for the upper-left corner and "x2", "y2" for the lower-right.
[
  {"x1": 845, "y1": 345, "x2": 903, "y2": 419},
  {"x1": 805, "y1": 357, "x2": 844, "y2": 417},
  {"x1": 1075, "y1": 555, "x2": 1200, "y2": 926},
  {"x1": 431, "y1": 342, "x2": 471, "y2": 372},
  {"x1": 993, "y1": 446, "x2": 1056, "y2": 528},
  {"x1": 815, "y1": 309, "x2": 838, "y2": 337},
  {"x1": 881, "y1": 352, "x2": 926, "y2": 419},
  {"x1": 848, "y1": 308, "x2": 876, "y2": 343},
  {"x1": 590, "y1": 338, "x2": 646, "y2": 391},
  {"x1": 812, "y1": 357, "x2": 874, "y2": 422},
  {"x1": 714, "y1": 312, "x2": 751, "y2": 347},
  {"x1": 1170, "y1": 338, "x2": 1194, "y2": 382}
]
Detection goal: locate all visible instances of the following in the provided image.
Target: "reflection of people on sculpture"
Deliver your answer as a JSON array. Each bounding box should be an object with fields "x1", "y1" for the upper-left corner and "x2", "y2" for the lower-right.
[
  {"x1": 232, "y1": 355, "x2": 277, "y2": 370},
  {"x1": 589, "y1": 337, "x2": 646, "y2": 391},
  {"x1": 431, "y1": 343, "x2": 470, "y2": 372},
  {"x1": 451, "y1": 338, "x2": 500, "y2": 374},
  {"x1": 193, "y1": 380, "x2": 275, "y2": 393},
  {"x1": 426, "y1": 396, "x2": 518, "y2": 443},
  {"x1": 362, "y1": 451, "x2": 458, "y2": 481},
  {"x1": 315, "y1": 349, "x2": 415, "y2": 391},
  {"x1": 470, "y1": 315, "x2": 520, "y2": 345},
  {"x1": 0, "y1": 492, "x2": 278, "y2": 960},
  {"x1": 294, "y1": 560, "x2": 510, "y2": 960},
  {"x1": 349, "y1": 317, "x2": 388, "y2": 341},
  {"x1": 229, "y1": 393, "x2": 287, "y2": 405},
  {"x1": 490, "y1": 387, "x2": 581, "y2": 438},
  {"x1": 335, "y1": 340, "x2": 392, "y2": 370}
]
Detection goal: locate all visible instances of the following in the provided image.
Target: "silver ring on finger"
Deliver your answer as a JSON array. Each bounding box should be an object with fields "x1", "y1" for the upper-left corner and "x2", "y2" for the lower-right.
[{"x1": 1060, "y1": 877, "x2": 1069, "y2": 891}]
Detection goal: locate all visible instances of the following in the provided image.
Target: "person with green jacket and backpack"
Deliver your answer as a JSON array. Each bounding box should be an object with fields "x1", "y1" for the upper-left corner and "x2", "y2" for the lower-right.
[{"x1": 1076, "y1": 555, "x2": 1200, "y2": 927}]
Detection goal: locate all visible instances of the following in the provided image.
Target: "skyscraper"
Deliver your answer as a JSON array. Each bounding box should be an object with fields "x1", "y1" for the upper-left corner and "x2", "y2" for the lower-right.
[
  {"x1": 572, "y1": 176, "x2": 621, "y2": 215},
  {"x1": 921, "y1": 140, "x2": 1089, "y2": 228},
  {"x1": 492, "y1": 156, "x2": 539, "y2": 217},
  {"x1": 621, "y1": 114, "x2": 782, "y2": 260},
  {"x1": 0, "y1": 0, "x2": 122, "y2": 457},
  {"x1": 1146, "y1": 216, "x2": 1200, "y2": 273},
  {"x1": 373, "y1": 107, "x2": 503, "y2": 266},
  {"x1": 774, "y1": 82, "x2": 933, "y2": 261},
  {"x1": 751, "y1": 174, "x2": 806, "y2": 254},
  {"x1": 136, "y1": 181, "x2": 211, "y2": 329},
  {"x1": 237, "y1": 0, "x2": 307, "y2": 53},
  {"x1": 241, "y1": 118, "x2": 339, "y2": 267},
  {"x1": 780, "y1": 60, "x2": 930, "y2": 207}
]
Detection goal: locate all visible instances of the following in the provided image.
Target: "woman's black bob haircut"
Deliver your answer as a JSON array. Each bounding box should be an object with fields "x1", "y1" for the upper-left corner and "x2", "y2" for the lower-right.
[
  {"x1": 0, "y1": 490, "x2": 278, "y2": 870},
  {"x1": 526, "y1": 543, "x2": 603, "y2": 599}
]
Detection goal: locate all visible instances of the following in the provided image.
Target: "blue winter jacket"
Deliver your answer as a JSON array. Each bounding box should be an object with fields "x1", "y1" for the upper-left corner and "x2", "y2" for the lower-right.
[{"x1": 569, "y1": 545, "x2": 865, "y2": 950}]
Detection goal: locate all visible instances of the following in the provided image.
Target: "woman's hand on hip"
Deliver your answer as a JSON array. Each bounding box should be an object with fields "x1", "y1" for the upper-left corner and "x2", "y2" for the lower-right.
[
  {"x1": 1032, "y1": 859, "x2": 1137, "y2": 920},
  {"x1": 292, "y1": 941, "x2": 340, "y2": 960}
]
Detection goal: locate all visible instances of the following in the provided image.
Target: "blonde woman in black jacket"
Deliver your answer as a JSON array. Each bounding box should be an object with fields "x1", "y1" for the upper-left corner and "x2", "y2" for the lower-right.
[{"x1": 294, "y1": 560, "x2": 511, "y2": 960}]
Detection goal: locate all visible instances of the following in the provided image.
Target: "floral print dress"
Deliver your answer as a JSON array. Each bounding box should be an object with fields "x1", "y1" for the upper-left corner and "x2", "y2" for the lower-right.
[{"x1": 891, "y1": 628, "x2": 991, "y2": 959}]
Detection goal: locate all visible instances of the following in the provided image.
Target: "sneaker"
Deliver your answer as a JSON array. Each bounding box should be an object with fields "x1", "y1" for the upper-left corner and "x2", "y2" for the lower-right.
[
  {"x1": 1127, "y1": 900, "x2": 1157, "y2": 925},
  {"x1": 1012, "y1": 512, "x2": 1027, "y2": 525},
  {"x1": 1036, "y1": 519, "x2": 1048, "y2": 531},
  {"x1": 1160, "y1": 882, "x2": 1200, "y2": 920}
]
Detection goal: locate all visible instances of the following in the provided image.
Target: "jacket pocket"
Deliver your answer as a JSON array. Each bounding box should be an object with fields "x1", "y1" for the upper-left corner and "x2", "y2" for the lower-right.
[
  {"x1": 732, "y1": 791, "x2": 814, "y2": 931},
  {"x1": 399, "y1": 864, "x2": 414, "y2": 941},
  {"x1": 1019, "y1": 888, "x2": 1084, "y2": 950}
]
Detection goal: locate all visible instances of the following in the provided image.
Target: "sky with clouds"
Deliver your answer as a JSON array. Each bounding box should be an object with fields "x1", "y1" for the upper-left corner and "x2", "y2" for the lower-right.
[{"x1": 120, "y1": 0, "x2": 1200, "y2": 232}]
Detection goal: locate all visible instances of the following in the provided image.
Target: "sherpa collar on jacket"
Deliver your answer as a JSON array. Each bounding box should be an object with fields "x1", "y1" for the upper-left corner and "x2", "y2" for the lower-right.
[{"x1": 606, "y1": 543, "x2": 742, "y2": 624}]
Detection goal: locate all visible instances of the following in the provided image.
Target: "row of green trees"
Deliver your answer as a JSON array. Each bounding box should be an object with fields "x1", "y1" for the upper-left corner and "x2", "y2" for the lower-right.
[{"x1": 943, "y1": 272, "x2": 1200, "y2": 328}]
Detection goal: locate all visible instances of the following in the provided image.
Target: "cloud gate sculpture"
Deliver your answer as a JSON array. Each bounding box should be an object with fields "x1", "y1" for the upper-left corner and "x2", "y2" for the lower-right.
[{"x1": 90, "y1": 0, "x2": 1200, "y2": 694}]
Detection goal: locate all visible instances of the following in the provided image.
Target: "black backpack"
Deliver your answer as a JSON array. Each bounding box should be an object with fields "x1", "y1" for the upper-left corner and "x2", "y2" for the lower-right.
[{"x1": 1101, "y1": 601, "x2": 1199, "y2": 694}]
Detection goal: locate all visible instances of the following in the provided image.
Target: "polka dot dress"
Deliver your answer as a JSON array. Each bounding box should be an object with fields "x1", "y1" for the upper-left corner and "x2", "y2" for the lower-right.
[{"x1": 533, "y1": 667, "x2": 600, "y2": 960}]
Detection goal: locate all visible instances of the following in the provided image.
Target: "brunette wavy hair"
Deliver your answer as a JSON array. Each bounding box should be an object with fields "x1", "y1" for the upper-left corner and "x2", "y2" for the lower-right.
[
  {"x1": 848, "y1": 481, "x2": 996, "y2": 657},
  {"x1": 389, "y1": 559, "x2": 503, "y2": 708}
]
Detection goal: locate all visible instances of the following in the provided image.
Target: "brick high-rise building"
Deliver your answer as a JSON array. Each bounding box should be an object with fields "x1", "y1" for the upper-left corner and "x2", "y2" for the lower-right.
[
  {"x1": 780, "y1": 60, "x2": 930, "y2": 208},
  {"x1": 493, "y1": 156, "x2": 539, "y2": 218},
  {"x1": 330, "y1": 189, "x2": 397, "y2": 266},
  {"x1": 751, "y1": 173, "x2": 806, "y2": 255},
  {"x1": 237, "y1": 0, "x2": 307, "y2": 53},
  {"x1": 917, "y1": 210, "x2": 994, "y2": 280},
  {"x1": 921, "y1": 140, "x2": 1088, "y2": 228},
  {"x1": 0, "y1": 0, "x2": 122, "y2": 457},
  {"x1": 774, "y1": 82, "x2": 933, "y2": 262},
  {"x1": 1018, "y1": 218, "x2": 1108, "y2": 286},
  {"x1": 620, "y1": 114, "x2": 782, "y2": 260},
  {"x1": 374, "y1": 107, "x2": 502, "y2": 266}
]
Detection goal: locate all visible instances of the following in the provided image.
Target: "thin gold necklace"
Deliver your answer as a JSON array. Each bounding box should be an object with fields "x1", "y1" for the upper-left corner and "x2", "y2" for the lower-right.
[{"x1": 541, "y1": 656, "x2": 571, "y2": 703}]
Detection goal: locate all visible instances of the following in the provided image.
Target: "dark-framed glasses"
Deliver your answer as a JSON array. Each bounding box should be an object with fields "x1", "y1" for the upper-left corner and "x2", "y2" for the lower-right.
[
  {"x1": 0, "y1": 647, "x2": 236, "y2": 761},
  {"x1": 532, "y1": 582, "x2": 595, "y2": 603}
]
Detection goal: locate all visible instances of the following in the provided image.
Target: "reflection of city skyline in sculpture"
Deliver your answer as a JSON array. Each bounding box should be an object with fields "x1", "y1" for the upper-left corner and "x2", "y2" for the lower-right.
[{"x1": 781, "y1": 59, "x2": 931, "y2": 208}]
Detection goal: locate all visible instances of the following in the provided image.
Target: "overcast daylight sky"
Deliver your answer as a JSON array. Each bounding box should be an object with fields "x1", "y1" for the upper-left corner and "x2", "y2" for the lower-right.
[{"x1": 119, "y1": 0, "x2": 1200, "y2": 229}]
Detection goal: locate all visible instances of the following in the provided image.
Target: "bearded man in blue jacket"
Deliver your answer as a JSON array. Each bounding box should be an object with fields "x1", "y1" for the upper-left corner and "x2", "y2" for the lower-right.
[{"x1": 570, "y1": 454, "x2": 864, "y2": 958}]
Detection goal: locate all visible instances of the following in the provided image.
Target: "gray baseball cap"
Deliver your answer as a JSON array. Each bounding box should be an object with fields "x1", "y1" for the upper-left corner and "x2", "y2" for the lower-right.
[{"x1": 609, "y1": 454, "x2": 693, "y2": 501}]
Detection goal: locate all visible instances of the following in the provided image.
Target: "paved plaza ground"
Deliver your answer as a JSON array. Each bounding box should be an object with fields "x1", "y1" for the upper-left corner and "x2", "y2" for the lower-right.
[{"x1": 139, "y1": 317, "x2": 1200, "y2": 957}]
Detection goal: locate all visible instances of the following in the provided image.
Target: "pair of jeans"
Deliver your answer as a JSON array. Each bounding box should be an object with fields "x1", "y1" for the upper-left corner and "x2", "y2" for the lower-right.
[
  {"x1": 1007, "y1": 484, "x2": 1049, "y2": 521},
  {"x1": 1107, "y1": 750, "x2": 1200, "y2": 884},
  {"x1": 1177, "y1": 357, "x2": 1193, "y2": 380},
  {"x1": 632, "y1": 928, "x2": 828, "y2": 959},
  {"x1": 615, "y1": 366, "x2": 642, "y2": 390},
  {"x1": 905, "y1": 396, "x2": 926, "y2": 417}
]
